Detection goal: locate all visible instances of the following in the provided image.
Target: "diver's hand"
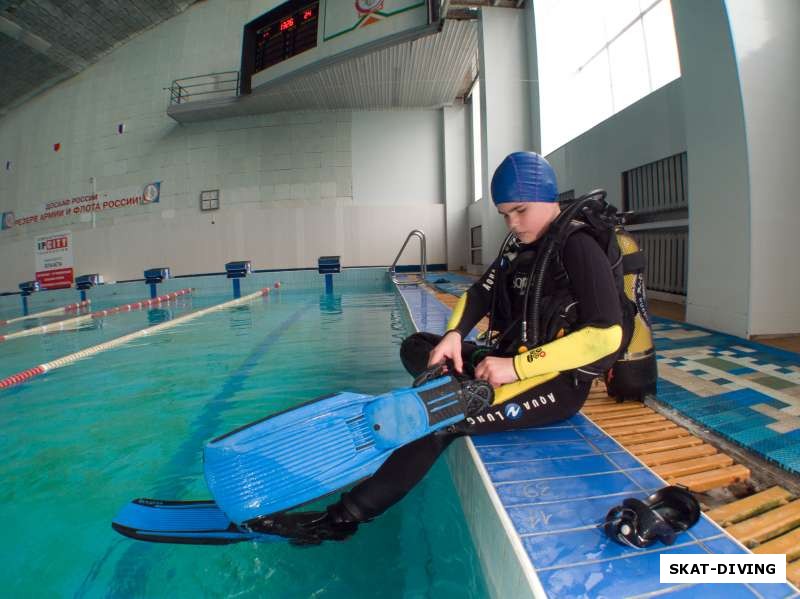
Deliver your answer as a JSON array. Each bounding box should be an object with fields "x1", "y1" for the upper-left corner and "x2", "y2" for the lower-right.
[
  {"x1": 427, "y1": 331, "x2": 463, "y2": 374},
  {"x1": 474, "y1": 357, "x2": 518, "y2": 388}
]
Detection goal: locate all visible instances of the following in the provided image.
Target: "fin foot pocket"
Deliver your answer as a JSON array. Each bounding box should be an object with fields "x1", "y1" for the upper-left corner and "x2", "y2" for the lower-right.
[
  {"x1": 246, "y1": 508, "x2": 359, "y2": 545},
  {"x1": 603, "y1": 486, "x2": 700, "y2": 548}
]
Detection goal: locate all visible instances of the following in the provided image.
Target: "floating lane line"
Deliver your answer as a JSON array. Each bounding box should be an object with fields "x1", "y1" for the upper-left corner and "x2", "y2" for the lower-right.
[
  {"x1": 0, "y1": 288, "x2": 270, "y2": 390},
  {"x1": 0, "y1": 289, "x2": 193, "y2": 342},
  {"x1": 1, "y1": 299, "x2": 92, "y2": 326}
]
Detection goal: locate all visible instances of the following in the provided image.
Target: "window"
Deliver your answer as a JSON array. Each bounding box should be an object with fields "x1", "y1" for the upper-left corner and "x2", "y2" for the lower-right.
[
  {"x1": 535, "y1": 0, "x2": 681, "y2": 154},
  {"x1": 470, "y1": 225, "x2": 482, "y2": 265},
  {"x1": 470, "y1": 80, "x2": 483, "y2": 202},
  {"x1": 557, "y1": 189, "x2": 575, "y2": 205}
]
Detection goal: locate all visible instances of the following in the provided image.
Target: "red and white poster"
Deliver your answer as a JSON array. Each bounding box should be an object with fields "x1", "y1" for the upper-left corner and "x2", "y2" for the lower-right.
[{"x1": 35, "y1": 230, "x2": 74, "y2": 289}]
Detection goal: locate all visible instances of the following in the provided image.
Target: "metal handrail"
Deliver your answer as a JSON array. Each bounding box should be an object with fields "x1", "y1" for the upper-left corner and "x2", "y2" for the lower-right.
[
  {"x1": 167, "y1": 71, "x2": 240, "y2": 105},
  {"x1": 389, "y1": 229, "x2": 427, "y2": 283}
]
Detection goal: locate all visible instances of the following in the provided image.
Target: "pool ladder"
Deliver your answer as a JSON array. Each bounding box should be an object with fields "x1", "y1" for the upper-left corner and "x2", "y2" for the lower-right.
[{"x1": 389, "y1": 229, "x2": 427, "y2": 285}]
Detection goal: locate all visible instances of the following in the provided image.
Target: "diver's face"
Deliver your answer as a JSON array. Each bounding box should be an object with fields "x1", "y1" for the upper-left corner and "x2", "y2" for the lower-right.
[{"x1": 497, "y1": 201, "x2": 560, "y2": 244}]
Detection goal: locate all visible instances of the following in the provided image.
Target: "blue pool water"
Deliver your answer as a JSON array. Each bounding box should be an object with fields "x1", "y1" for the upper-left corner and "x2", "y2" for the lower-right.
[{"x1": 0, "y1": 272, "x2": 489, "y2": 598}]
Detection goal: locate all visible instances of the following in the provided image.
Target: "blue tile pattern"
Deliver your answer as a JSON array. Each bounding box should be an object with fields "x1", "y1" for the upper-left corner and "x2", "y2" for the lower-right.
[
  {"x1": 397, "y1": 281, "x2": 800, "y2": 599},
  {"x1": 652, "y1": 317, "x2": 800, "y2": 476}
]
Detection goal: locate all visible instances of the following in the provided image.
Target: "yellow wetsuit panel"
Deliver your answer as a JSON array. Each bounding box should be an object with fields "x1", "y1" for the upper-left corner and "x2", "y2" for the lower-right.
[
  {"x1": 493, "y1": 371, "x2": 561, "y2": 405},
  {"x1": 513, "y1": 325, "x2": 623, "y2": 380},
  {"x1": 445, "y1": 293, "x2": 469, "y2": 333}
]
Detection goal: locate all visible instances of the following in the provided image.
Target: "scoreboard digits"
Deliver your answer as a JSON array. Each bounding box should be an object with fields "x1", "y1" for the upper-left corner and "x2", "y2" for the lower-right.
[{"x1": 252, "y1": 1, "x2": 320, "y2": 75}]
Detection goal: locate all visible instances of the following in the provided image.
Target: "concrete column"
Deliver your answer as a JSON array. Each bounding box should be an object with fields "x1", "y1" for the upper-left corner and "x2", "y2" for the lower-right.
[
  {"x1": 673, "y1": 0, "x2": 800, "y2": 337},
  {"x1": 726, "y1": 0, "x2": 800, "y2": 336},
  {"x1": 672, "y1": 0, "x2": 751, "y2": 337},
  {"x1": 442, "y1": 105, "x2": 470, "y2": 271},
  {"x1": 477, "y1": 7, "x2": 532, "y2": 263}
]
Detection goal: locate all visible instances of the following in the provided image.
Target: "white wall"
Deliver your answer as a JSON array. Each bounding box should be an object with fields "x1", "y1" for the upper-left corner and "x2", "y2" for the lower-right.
[
  {"x1": 351, "y1": 110, "x2": 443, "y2": 205},
  {"x1": 478, "y1": 7, "x2": 532, "y2": 262},
  {"x1": 525, "y1": 0, "x2": 542, "y2": 152},
  {"x1": 546, "y1": 79, "x2": 686, "y2": 207},
  {"x1": 0, "y1": 0, "x2": 446, "y2": 291},
  {"x1": 726, "y1": 0, "x2": 800, "y2": 336}
]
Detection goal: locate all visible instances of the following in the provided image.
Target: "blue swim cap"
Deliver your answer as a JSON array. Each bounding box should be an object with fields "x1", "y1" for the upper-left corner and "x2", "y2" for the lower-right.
[{"x1": 490, "y1": 152, "x2": 558, "y2": 205}]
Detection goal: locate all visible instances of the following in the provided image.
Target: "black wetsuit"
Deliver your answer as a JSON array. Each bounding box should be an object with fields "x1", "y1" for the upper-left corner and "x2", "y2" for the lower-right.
[{"x1": 342, "y1": 229, "x2": 623, "y2": 522}]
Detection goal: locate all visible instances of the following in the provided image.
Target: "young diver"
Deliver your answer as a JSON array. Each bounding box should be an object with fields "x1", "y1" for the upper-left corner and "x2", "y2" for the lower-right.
[{"x1": 243, "y1": 151, "x2": 626, "y2": 544}]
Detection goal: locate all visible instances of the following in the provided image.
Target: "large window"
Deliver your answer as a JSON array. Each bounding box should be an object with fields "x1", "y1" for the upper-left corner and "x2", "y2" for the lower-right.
[
  {"x1": 470, "y1": 80, "x2": 483, "y2": 202},
  {"x1": 535, "y1": 0, "x2": 680, "y2": 155}
]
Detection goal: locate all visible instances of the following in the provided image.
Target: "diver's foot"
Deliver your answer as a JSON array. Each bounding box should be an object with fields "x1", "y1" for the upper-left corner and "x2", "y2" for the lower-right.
[
  {"x1": 247, "y1": 509, "x2": 359, "y2": 545},
  {"x1": 412, "y1": 364, "x2": 494, "y2": 416}
]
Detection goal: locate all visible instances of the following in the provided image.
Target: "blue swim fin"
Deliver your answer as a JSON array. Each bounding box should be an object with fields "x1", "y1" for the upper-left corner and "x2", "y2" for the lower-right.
[
  {"x1": 204, "y1": 374, "x2": 492, "y2": 525},
  {"x1": 111, "y1": 498, "x2": 280, "y2": 545}
]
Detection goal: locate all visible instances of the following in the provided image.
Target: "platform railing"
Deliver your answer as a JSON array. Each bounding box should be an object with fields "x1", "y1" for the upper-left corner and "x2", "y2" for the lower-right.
[
  {"x1": 167, "y1": 71, "x2": 240, "y2": 105},
  {"x1": 389, "y1": 230, "x2": 427, "y2": 285}
]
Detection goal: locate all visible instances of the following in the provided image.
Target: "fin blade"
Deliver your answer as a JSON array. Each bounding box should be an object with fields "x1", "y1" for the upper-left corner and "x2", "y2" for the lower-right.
[
  {"x1": 111, "y1": 498, "x2": 279, "y2": 545},
  {"x1": 205, "y1": 379, "x2": 470, "y2": 523}
]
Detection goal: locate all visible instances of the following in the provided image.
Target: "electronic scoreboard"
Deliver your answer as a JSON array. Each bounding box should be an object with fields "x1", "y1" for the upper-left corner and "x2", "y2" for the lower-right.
[
  {"x1": 240, "y1": 0, "x2": 440, "y2": 95},
  {"x1": 254, "y1": 2, "x2": 320, "y2": 74}
]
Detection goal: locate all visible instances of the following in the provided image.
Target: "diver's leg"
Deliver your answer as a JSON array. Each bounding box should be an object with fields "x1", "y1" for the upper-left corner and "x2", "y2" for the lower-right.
[
  {"x1": 400, "y1": 332, "x2": 480, "y2": 377},
  {"x1": 339, "y1": 430, "x2": 460, "y2": 520},
  {"x1": 325, "y1": 374, "x2": 590, "y2": 527},
  {"x1": 248, "y1": 431, "x2": 459, "y2": 544},
  {"x1": 330, "y1": 374, "x2": 590, "y2": 523}
]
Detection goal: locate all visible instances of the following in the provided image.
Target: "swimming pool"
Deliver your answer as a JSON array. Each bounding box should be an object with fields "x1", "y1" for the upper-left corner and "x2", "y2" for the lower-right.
[{"x1": 0, "y1": 270, "x2": 489, "y2": 598}]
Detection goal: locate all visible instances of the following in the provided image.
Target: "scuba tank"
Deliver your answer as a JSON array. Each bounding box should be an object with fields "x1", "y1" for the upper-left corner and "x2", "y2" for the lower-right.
[{"x1": 605, "y1": 226, "x2": 658, "y2": 402}]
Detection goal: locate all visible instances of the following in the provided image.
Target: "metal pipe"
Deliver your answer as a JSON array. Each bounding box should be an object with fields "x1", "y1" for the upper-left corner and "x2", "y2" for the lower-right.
[{"x1": 389, "y1": 229, "x2": 427, "y2": 282}]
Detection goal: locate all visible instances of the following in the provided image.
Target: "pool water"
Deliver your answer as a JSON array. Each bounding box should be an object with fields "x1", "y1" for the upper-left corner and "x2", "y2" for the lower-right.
[{"x1": 0, "y1": 278, "x2": 489, "y2": 598}]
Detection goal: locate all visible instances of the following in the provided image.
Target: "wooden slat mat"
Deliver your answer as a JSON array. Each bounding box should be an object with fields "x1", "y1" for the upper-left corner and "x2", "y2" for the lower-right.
[
  {"x1": 707, "y1": 486, "x2": 800, "y2": 587},
  {"x1": 582, "y1": 379, "x2": 751, "y2": 493}
]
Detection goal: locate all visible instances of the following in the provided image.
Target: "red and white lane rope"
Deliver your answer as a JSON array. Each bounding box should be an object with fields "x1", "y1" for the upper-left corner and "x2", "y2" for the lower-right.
[
  {"x1": 0, "y1": 289, "x2": 193, "y2": 343},
  {"x1": 0, "y1": 288, "x2": 271, "y2": 390},
  {"x1": 1, "y1": 300, "x2": 92, "y2": 326}
]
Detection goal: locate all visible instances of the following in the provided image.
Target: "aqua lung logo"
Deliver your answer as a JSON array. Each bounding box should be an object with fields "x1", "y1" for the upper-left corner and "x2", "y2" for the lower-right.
[
  {"x1": 481, "y1": 268, "x2": 497, "y2": 292},
  {"x1": 466, "y1": 393, "x2": 557, "y2": 426},
  {"x1": 504, "y1": 403, "x2": 522, "y2": 420}
]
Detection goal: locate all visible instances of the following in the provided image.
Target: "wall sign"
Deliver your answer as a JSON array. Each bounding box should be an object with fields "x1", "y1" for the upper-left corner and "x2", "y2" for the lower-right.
[
  {"x1": 35, "y1": 230, "x2": 74, "y2": 289},
  {"x1": 1, "y1": 181, "x2": 161, "y2": 231}
]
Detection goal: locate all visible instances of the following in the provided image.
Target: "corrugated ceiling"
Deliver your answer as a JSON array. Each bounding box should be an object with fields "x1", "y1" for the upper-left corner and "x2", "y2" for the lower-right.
[{"x1": 0, "y1": 0, "x2": 197, "y2": 116}]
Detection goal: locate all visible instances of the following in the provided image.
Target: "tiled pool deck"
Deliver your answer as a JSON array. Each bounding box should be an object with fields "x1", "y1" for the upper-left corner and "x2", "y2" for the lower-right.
[
  {"x1": 396, "y1": 277, "x2": 799, "y2": 599},
  {"x1": 653, "y1": 319, "x2": 800, "y2": 475}
]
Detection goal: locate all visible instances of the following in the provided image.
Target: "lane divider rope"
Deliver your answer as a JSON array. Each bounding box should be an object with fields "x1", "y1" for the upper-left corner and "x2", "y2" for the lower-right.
[
  {"x1": 0, "y1": 289, "x2": 193, "y2": 342},
  {"x1": 0, "y1": 288, "x2": 271, "y2": 391},
  {"x1": 1, "y1": 299, "x2": 92, "y2": 326}
]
